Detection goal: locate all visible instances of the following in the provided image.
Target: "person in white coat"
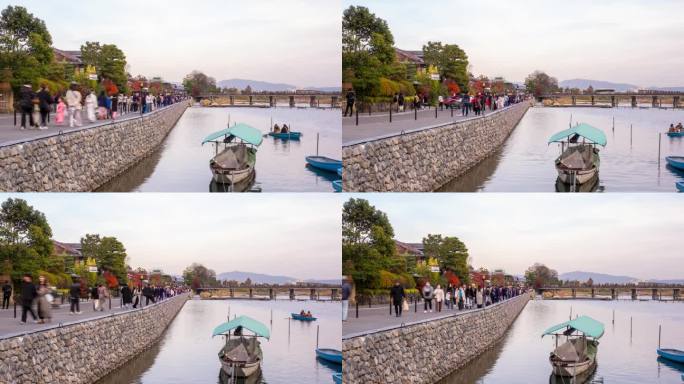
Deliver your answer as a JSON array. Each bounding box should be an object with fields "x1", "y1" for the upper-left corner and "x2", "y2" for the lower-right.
[
  {"x1": 85, "y1": 91, "x2": 97, "y2": 122},
  {"x1": 434, "y1": 284, "x2": 444, "y2": 312},
  {"x1": 65, "y1": 83, "x2": 82, "y2": 128}
]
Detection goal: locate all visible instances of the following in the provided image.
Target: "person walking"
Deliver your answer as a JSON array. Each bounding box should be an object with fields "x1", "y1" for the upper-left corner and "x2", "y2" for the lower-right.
[
  {"x1": 461, "y1": 93, "x2": 470, "y2": 117},
  {"x1": 111, "y1": 93, "x2": 118, "y2": 119},
  {"x1": 20, "y1": 274, "x2": 38, "y2": 324},
  {"x1": 2, "y1": 280, "x2": 11, "y2": 309},
  {"x1": 476, "y1": 286, "x2": 484, "y2": 309},
  {"x1": 37, "y1": 84, "x2": 52, "y2": 130},
  {"x1": 398, "y1": 92, "x2": 405, "y2": 112},
  {"x1": 121, "y1": 284, "x2": 133, "y2": 309},
  {"x1": 422, "y1": 282, "x2": 434, "y2": 313},
  {"x1": 132, "y1": 286, "x2": 141, "y2": 309},
  {"x1": 344, "y1": 89, "x2": 355, "y2": 117},
  {"x1": 19, "y1": 84, "x2": 36, "y2": 130},
  {"x1": 143, "y1": 284, "x2": 155, "y2": 305},
  {"x1": 69, "y1": 278, "x2": 82, "y2": 314},
  {"x1": 97, "y1": 284, "x2": 108, "y2": 311},
  {"x1": 55, "y1": 97, "x2": 66, "y2": 125},
  {"x1": 457, "y1": 285, "x2": 465, "y2": 310},
  {"x1": 91, "y1": 285, "x2": 100, "y2": 311},
  {"x1": 392, "y1": 93, "x2": 399, "y2": 112},
  {"x1": 97, "y1": 91, "x2": 108, "y2": 120},
  {"x1": 65, "y1": 83, "x2": 82, "y2": 128},
  {"x1": 389, "y1": 281, "x2": 405, "y2": 317},
  {"x1": 342, "y1": 278, "x2": 351, "y2": 321},
  {"x1": 36, "y1": 276, "x2": 52, "y2": 324},
  {"x1": 85, "y1": 90, "x2": 97, "y2": 122},
  {"x1": 434, "y1": 284, "x2": 444, "y2": 313}
]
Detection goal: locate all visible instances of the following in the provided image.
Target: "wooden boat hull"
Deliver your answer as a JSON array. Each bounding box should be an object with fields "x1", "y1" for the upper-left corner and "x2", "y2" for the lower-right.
[
  {"x1": 555, "y1": 145, "x2": 600, "y2": 185},
  {"x1": 550, "y1": 339, "x2": 598, "y2": 377},
  {"x1": 306, "y1": 156, "x2": 343, "y2": 173},
  {"x1": 667, "y1": 131, "x2": 684, "y2": 137},
  {"x1": 210, "y1": 146, "x2": 257, "y2": 185},
  {"x1": 657, "y1": 348, "x2": 684, "y2": 364},
  {"x1": 666, "y1": 156, "x2": 684, "y2": 171},
  {"x1": 218, "y1": 338, "x2": 263, "y2": 378},
  {"x1": 291, "y1": 313, "x2": 317, "y2": 321},
  {"x1": 268, "y1": 132, "x2": 301, "y2": 140},
  {"x1": 316, "y1": 348, "x2": 343, "y2": 365}
]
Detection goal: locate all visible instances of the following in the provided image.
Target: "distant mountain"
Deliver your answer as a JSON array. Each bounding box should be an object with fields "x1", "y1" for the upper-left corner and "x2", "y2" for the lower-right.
[
  {"x1": 217, "y1": 79, "x2": 296, "y2": 92},
  {"x1": 559, "y1": 79, "x2": 638, "y2": 92},
  {"x1": 559, "y1": 271, "x2": 638, "y2": 284},
  {"x1": 216, "y1": 271, "x2": 338, "y2": 285},
  {"x1": 302, "y1": 86, "x2": 341, "y2": 93},
  {"x1": 646, "y1": 279, "x2": 684, "y2": 285}
]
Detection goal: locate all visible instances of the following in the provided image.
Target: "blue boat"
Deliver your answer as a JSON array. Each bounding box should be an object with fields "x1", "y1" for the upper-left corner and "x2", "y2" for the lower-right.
[
  {"x1": 666, "y1": 156, "x2": 684, "y2": 171},
  {"x1": 333, "y1": 373, "x2": 342, "y2": 384},
  {"x1": 291, "y1": 313, "x2": 317, "y2": 321},
  {"x1": 677, "y1": 182, "x2": 684, "y2": 192},
  {"x1": 306, "y1": 156, "x2": 342, "y2": 173},
  {"x1": 657, "y1": 348, "x2": 684, "y2": 364},
  {"x1": 332, "y1": 180, "x2": 342, "y2": 192},
  {"x1": 316, "y1": 348, "x2": 342, "y2": 365},
  {"x1": 667, "y1": 131, "x2": 684, "y2": 138},
  {"x1": 337, "y1": 167, "x2": 343, "y2": 177},
  {"x1": 268, "y1": 131, "x2": 302, "y2": 140}
]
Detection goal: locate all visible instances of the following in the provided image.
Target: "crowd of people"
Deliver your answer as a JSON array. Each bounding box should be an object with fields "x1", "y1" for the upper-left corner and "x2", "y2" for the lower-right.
[
  {"x1": 2, "y1": 274, "x2": 187, "y2": 325},
  {"x1": 389, "y1": 280, "x2": 526, "y2": 317},
  {"x1": 668, "y1": 122, "x2": 683, "y2": 133},
  {"x1": 17, "y1": 81, "x2": 185, "y2": 130}
]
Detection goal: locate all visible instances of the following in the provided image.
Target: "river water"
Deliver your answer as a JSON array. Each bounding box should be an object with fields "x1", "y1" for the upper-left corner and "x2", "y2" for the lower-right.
[
  {"x1": 439, "y1": 107, "x2": 684, "y2": 192},
  {"x1": 96, "y1": 299, "x2": 341, "y2": 384},
  {"x1": 440, "y1": 299, "x2": 684, "y2": 384},
  {"x1": 97, "y1": 106, "x2": 341, "y2": 192}
]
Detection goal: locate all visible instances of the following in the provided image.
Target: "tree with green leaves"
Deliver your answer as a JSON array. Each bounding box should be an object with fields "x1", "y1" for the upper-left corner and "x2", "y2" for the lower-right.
[
  {"x1": 80, "y1": 41, "x2": 128, "y2": 91},
  {"x1": 183, "y1": 263, "x2": 218, "y2": 290},
  {"x1": 524, "y1": 263, "x2": 559, "y2": 289},
  {"x1": 525, "y1": 70, "x2": 559, "y2": 97},
  {"x1": 422, "y1": 234, "x2": 469, "y2": 284},
  {"x1": 0, "y1": 5, "x2": 57, "y2": 94},
  {"x1": 422, "y1": 41, "x2": 469, "y2": 91},
  {"x1": 80, "y1": 234, "x2": 128, "y2": 284},
  {"x1": 182, "y1": 70, "x2": 217, "y2": 97}
]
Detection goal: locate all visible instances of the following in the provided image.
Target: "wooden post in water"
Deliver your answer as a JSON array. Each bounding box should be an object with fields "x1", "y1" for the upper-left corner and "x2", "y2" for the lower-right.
[
  {"x1": 612, "y1": 116, "x2": 615, "y2": 132},
  {"x1": 630, "y1": 124, "x2": 633, "y2": 147},
  {"x1": 630, "y1": 316, "x2": 633, "y2": 339},
  {"x1": 658, "y1": 133, "x2": 662, "y2": 166},
  {"x1": 658, "y1": 325, "x2": 661, "y2": 349},
  {"x1": 316, "y1": 133, "x2": 320, "y2": 156},
  {"x1": 569, "y1": 305, "x2": 572, "y2": 320},
  {"x1": 316, "y1": 325, "x2": 320, "y2": 348},
  {"x1": 612, "y1": 309, "x2": 615, "y2": 325}
]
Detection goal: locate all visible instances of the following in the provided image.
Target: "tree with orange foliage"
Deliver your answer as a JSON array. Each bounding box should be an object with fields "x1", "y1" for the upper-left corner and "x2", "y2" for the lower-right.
[
  {"x1": 443, "y1": 79, "x2": 460, "y2": 96},
  {"x1": 102, "y1": 79, "x2": 118, "y2": 96},
  {"x1": 102, "y1": 270, "x2": 119, "y2": 288}
]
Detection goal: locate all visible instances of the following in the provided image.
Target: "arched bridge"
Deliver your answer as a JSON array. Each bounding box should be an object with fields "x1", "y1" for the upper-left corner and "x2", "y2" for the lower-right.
[
  {"x1": 539, "y1": 286, "x2": 682, "y2": 300},
  {"x1": 540, "y1": 91, "x2": 684, "y2": 108},
  {"x1": 195, "y1": 93, "x2": 340, "y2": 108},
  {"x1": 197, "y1": 285, "x2": 341, "y2": 300}
]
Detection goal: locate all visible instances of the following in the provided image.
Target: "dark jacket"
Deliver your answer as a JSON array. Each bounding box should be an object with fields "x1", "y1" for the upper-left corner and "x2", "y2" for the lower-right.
[
  {"x1": 69, "y1": 282, "x2": 81, "y2": 299},
  {"x1": 91, "y1": 286, "x2": 99, "y2": 300},
  {"x1": 121, "y1": 286, "x2": 133, "y2": 303},
  {"x1": 390, "y1": 284, "x2": 405, "y2": 304},
  {"x1": 37, "y1": 89, "x2": 52, "y2": 111},
  {"x1": 341, "y1": 282, "x2": 351, "y2": 300},
  {"x1": 345, "y1": 91, "x2": 355, "y2": 104},
  {"x1": 142, "y1": 286, "x2": 153, "y2": 298},
  {"x1": 19, "y1": 87, "x2": 35, "y2": 109},
  {"x1": 98, "y1": 94, "x2": 107, "y2": 108},
  {"x1": 20, "y1": 281, "x2": 37, "y2": 305},
  {"x1": 2, "y1": 283, "x2": 11, "y2": 296}
]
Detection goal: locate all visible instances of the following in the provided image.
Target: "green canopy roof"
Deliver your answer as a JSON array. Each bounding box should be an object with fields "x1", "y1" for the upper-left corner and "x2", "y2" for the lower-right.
[
  {"x1": 548, "y1": 123, "x2": 607, "y2": 146},
  {"x1": 212, "y1": 315, "x2": 270, "y2": 339},
  {"x1": 542, "y1": 315, "x2": 605, "y2": 339},
  {"x1": 201, "y1": 123, "x2": 263, "y2": 147}
]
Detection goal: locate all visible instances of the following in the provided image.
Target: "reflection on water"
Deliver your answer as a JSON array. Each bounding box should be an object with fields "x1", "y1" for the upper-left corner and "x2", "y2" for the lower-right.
[
  {"x1": 97, "y1": 106, "x2": 341, "y2": 192},
  {"x1": 440, "y1": 299, "x2": 684, "y2": 384},
  {"x1": 96, "y1": 299, "x2": 341, "y2": 384},
  {"x1": 438, "y1": 107, "x2": 684, "y2": 192}
]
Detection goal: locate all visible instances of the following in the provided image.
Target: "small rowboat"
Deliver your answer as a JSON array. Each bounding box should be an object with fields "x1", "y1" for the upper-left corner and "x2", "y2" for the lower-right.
[
  {"x1": 291, "y1": 313, "x2": 317, "y2": 321},
  {"x1": 306, "y1": 156, "x2": 342, "y2": 173},
  {"x1": 268, "y1": 131, "x2": 302, "y2": 140},
  {"x1": 657, "y1": 348, "x2": 684, "y2": 364},
  {"x1": 549, "y1": 123, "x2": 606, "y2": 186},
  {"x1": 677, "y1": 182, "x2": 684, "y2": 192},
  {"x1": 667, "y1": 131, "x2": 684, "y2": 137},
  {"x1": 333, "y1": 373, "x2": 342, "y2": 384},
  {"x1": 332, "y1": 180, "x2": 342, "y2": 192},
  {"x1": 316, "y1": 348, "x2": 342, "y2": 365},
  {"x1": 666, "y1": 156, "x2": 684, "y2": 171}
]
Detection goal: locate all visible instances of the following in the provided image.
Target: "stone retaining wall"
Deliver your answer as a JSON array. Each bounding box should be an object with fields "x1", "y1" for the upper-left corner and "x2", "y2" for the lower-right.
[
  {"x1": 342, "y1": 292, "x2": 531, "y2": 384},
  {"x1": 343, "y1": 101, "x2": 531, "y2": 191},
  {"x1": 0, "y1": 293, "x2": 189, "y2": 384},
  {"x1": 0, "y1": 101, "x2": 190, "y2": 192}
]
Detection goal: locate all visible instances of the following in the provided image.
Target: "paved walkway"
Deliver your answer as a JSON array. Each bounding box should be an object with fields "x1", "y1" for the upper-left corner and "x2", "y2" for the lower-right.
[
  {"x1": 0, "y1": 297, "x2": 158, "y2": 338},
  {"x1": 0, "y1": 105, "x2": 177, "y2": 147},
  {"x1": 342, "y1": 105, "x2": 516, "y2": 145}
]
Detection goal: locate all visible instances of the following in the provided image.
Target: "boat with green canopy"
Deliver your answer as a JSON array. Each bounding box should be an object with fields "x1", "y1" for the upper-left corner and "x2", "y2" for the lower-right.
[
  {"x1": 542, "y1": 315, "x2": 604, "y2": 377},
  {"x1": 202, "y1": 123, "x2": 263, "y2": 186},
  {"x1": 548, "y1": 123, "x2": 607, "y2": 187},
  {"x1": 212, "y1": 315, "x2": 270, "y2": 378}
]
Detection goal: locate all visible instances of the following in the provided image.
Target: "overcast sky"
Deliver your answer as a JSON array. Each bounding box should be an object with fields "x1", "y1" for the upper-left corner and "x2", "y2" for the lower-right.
[
  {"x1": 3, "y1": 194, "x2": 342, "y2": 279},
  {"x1": 348, "y1": 194, "x2": 683, "y2": 280},
  {"x1": 10, "y1": 0, "x2": 341, "y2": 86},
  {"x1": 344, "y1": 0, "x2": 684, "y2": 87}
]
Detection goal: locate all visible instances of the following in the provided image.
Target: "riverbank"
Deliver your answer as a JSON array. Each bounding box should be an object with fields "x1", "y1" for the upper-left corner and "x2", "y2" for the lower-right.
[
  {"x1": 342, "y1": 292, "x2": 531, "y2": 384},
  {"x1": 0, "y1": 101, "x2": 190, "y2": 192},
  {"x1": 0, "y1": 293, "x2": 189, "y2": 384}
]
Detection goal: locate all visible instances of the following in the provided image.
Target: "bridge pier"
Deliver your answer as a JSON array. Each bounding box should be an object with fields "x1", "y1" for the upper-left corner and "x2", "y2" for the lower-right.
[
  {"x1": 289, "y1": 96, "x2": 295, "y2": 108},
  {"x1": 631, "y1": 96, "x2": 637, "y2": 108},
  {"x1": 331, "y1": 96, "x2": 338, "y2": 108},
  {"x1": 611, "y1": 288, "x2": 617, "y2": 299},
  {"x1": 310, "y1": 96, "x2": 316, "y2": 107},
  {"x1": 249, "y1": 96, "x2": 253, "y2": 106},
  {"x1": 674, "y1": 96, "x2": 680, "y2": 109},
  {"x1": 631, "y1": 288, "x2": 637, "y2": 300},
  {"x1": 230, "y1": 288, "x2": 234, "y2": 298},
  {"x1": 591, "y1": 96, "x2": 595, "y2": 106},
  {"x1": 229, "y1": 96, "x2": 234, "y2": 106},
  {"x1": 674, "y1": 289, "x2": 680, "y2": 301},
  {"x1": 269, "y1": 96, "x2": 275, "y2": 107},
  {"x1": 572, "y1": 96, "x2": 576, "y2": 106},
  {"x1": 289, "y1": 288, "x2": 295, "y2": 300},
  {"x1": 652, "y1": 288, "x2": 659, "y2": 301},
  {"x1": 652, "y1": 96, "x2": 658, "y2": 108},
  {"x1": 572, "y1": 288, "x2": 576, "y2": 298},
  {"x1": 249, "y1": 288, "x2": 253, "y2": 299},
  {"x1": 310, "y1": 289, "x2": 317, "y2": 300},
  {"x1": 331, "y1": 288, "x2": 338, "y2": 300},
  {"x1": 611, "y1": 96, "x2": 616, "y2": 107},
  {"x1": 591, "y1": 288, "x2": 595, "y2": 298}
]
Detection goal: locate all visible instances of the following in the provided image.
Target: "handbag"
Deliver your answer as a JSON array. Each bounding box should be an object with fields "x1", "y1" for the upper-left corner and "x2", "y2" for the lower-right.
[
  {"x1": 402, "y1": 299, "x2": 409, "y2": 311},
  {"x1": 45, "y1": 293, "x2": 54, "y2": 303}
]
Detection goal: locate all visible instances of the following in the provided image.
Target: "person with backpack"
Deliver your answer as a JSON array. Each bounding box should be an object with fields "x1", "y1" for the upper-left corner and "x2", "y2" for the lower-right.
[{"x1": 422, "y1": 282, "x2": 434, "y2": 313}]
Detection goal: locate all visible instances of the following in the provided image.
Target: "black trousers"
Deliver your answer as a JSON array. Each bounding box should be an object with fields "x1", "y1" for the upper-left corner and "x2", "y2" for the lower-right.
[
  {"x1": 70, "y1": 297, "x2": 80, "y2": 313},
  {"x1": 424, "y1": 299, "x2": 432, "y2": 311},
  {"x1": 344, "y1": 102, "x2": 354, "y2": 116},
  {"x1": 21, "y1": 303, "x2": 37, "y2": 322},
  {"x1": 20, "y1": 106, "x2": 34, "y2": 127},
  {"x1": 145, "y1": 296, "x2": 155, "y2": 305},
  {"x1": 40, "y1": 109, "x2": 49, "y2": 126},
  {"x1": 2, "y1": 295, "x2": 9, "y2": 309},
  {"x1": 393, "y1": 301, "x2": 402, "y2": 316}
]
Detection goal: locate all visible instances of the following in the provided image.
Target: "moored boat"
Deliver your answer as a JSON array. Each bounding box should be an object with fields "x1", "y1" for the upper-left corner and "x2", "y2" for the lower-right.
[
  {"x1": 332, "y1": 180, "x2": 342, "y2": 192},
  {"x1": 268, "y1": 131, "x2": 302, "y2": 140},
  {"x1": 542, "y1": 315, "x2": 604, "y2": 377},
  {"x1": 676, "y1": 181, "x2": 684, "y2": 192},
  {"x1": 202, "y1": 124, "x2": 263, "y2": 186},
  {"x1": 291, "y1": 313, "x2": 317, "y2": 321},
  {"x1": 548, "y1": 123, "x2": 607, "y2": 186},
  {"x1": 667, "y1": 131, "x2": 684, "y2": 137},
  {"x1": 657, "y1": 348, "x2": 684, "y2": 364},
  {"x1": 666, "y1": 156, "x2": 684, "y2": 171},
  {"x1": 306, "y1": 156, "x2": 343, "y2": 173},
  {"x1": 315, "y1": 348, "x2": 342, "y2": 365},
  {"x1": 212, "y1": 316, "x2": 270, "y2": 378}
]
